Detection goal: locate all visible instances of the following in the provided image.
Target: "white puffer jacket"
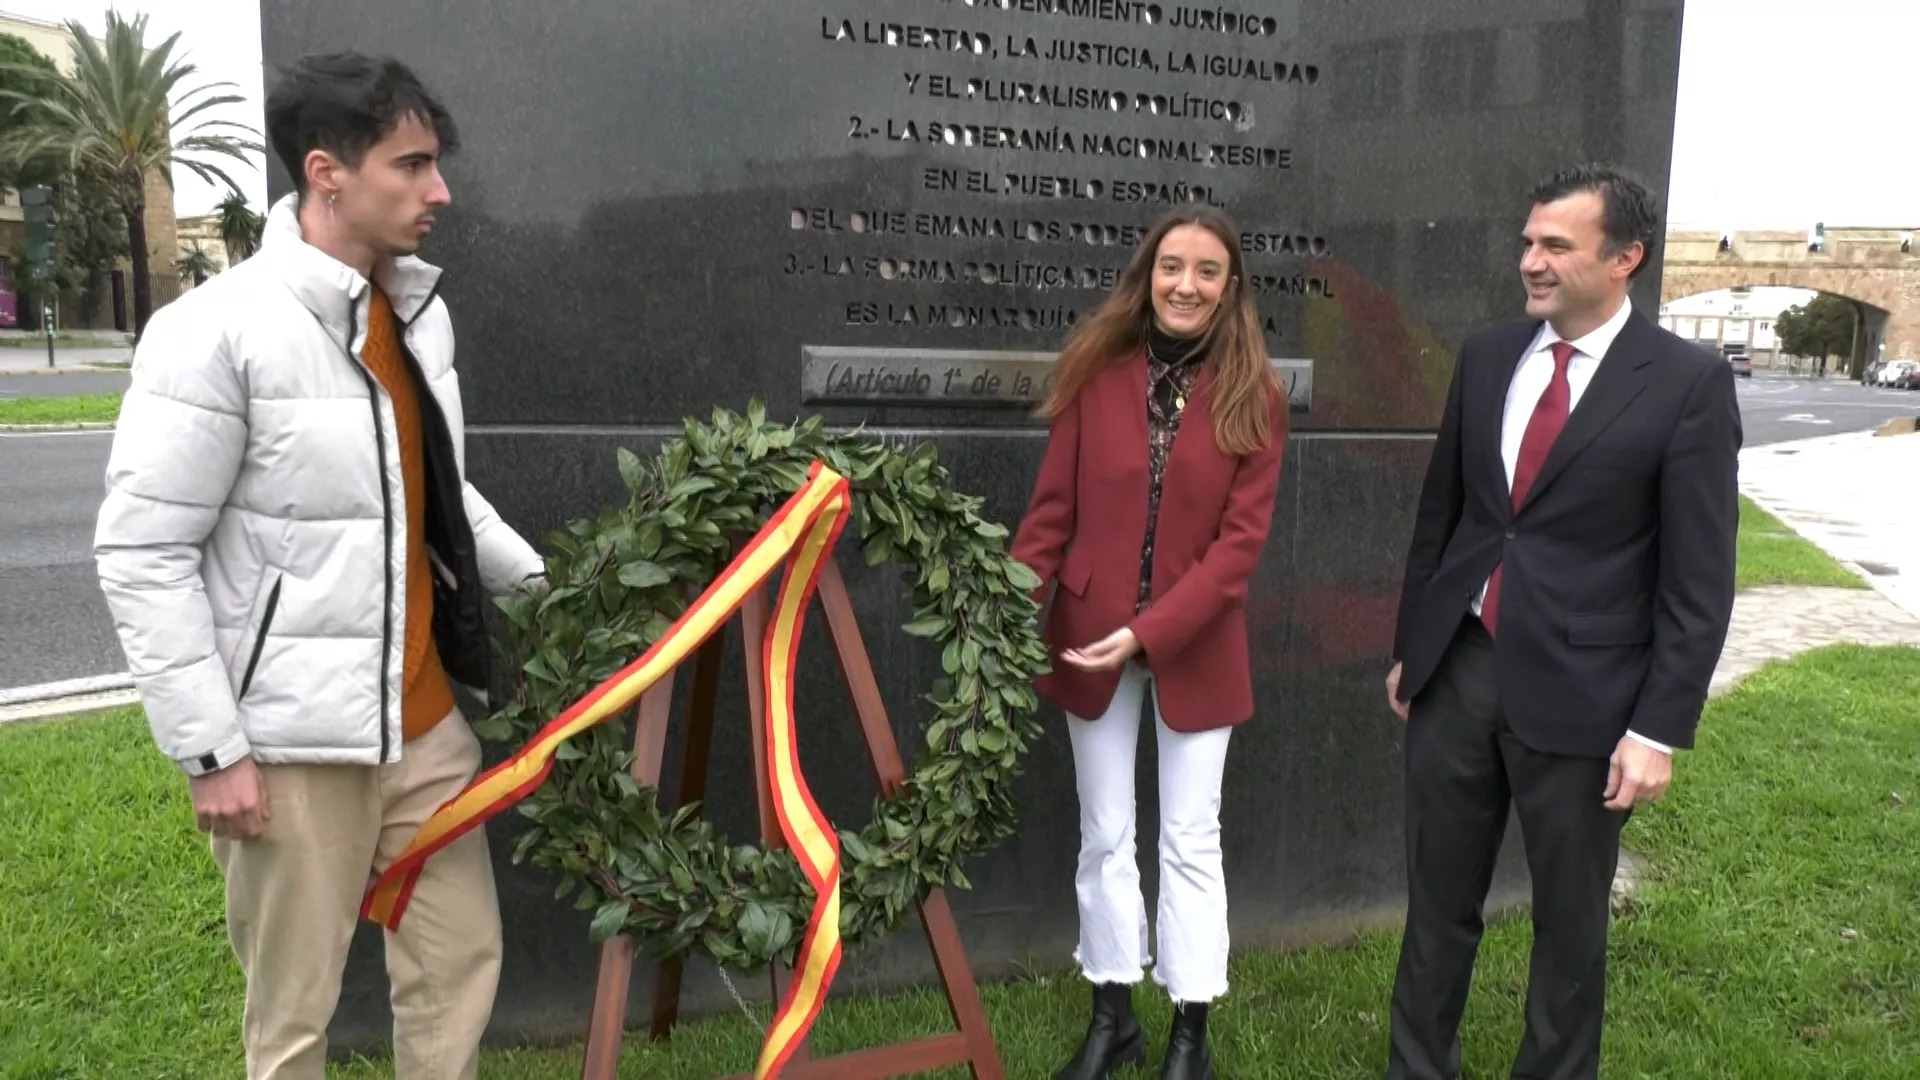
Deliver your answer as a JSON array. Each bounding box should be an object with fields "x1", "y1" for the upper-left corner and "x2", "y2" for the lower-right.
[{"x1": 94, "y1": 194, "x2": 543, "y2": 776}]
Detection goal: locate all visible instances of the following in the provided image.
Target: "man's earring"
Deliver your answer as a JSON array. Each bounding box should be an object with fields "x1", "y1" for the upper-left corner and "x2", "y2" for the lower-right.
[{"x1": 327, "y1": 192, "x2": 336, "y2": 226}]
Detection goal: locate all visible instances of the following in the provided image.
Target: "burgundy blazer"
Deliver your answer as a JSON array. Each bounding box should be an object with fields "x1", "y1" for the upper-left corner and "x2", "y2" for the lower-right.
[{"x1": 1010, "y1": 351, "x2": 1286, "y2": 732}]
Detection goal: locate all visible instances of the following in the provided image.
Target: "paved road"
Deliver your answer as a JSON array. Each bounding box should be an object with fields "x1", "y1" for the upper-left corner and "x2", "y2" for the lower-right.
[
  {"x1": 2, "y1": 370, "x2": 1914, "y2": 692},
  {"x1": 0, "y1": 430, "x2": 124, "y2": 690},
  {"x1": 1734, "y1": 371, "x2": 1919, "y2": 446},
  {"x1": 0, "y1": 371, "x2": 132, "y2": 398}
]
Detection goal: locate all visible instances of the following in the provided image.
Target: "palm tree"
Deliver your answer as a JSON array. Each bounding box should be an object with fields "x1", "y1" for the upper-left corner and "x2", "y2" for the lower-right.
[
  {"x1": 176, "y1": 241, "x2": 218, "y2": 287},
  {"x1": 0, "y1": 13, "x2": 260, "y2": 337},
  {"x1": 215, "y1": 190, "x2": 263, "y2": 264}
]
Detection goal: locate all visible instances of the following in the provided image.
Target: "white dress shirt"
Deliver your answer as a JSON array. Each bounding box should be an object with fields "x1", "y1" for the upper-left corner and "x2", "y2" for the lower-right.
[{"x1": 1471, "y1": 298, "x2": 1673, "y2": 755}]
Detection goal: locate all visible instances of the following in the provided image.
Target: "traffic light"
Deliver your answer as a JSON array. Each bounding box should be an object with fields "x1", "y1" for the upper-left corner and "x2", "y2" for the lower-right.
[{"x1": 21, "y1": 185, "x2": 55, "y2": 280}]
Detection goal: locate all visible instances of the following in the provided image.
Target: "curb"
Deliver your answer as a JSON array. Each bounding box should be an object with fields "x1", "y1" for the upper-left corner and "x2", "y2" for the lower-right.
[
  {"x1": 0, "y1": 421, "x2": 115, "y2": 432},
  {"x1": 0, "y1": 689, "x2": 140, "y2": 725},
  {"x1": 1737, "y1": 484, "x2": 1882, "y2": 587},
  {"x1": 0, "y1": 674, "x2": 138, "y2": 726},
  {"x1": 0, "y1": 673, "x2": 134, "y2": 705}
]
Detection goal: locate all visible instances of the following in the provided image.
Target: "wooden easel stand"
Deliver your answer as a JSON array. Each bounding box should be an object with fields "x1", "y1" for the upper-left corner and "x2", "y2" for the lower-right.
[{"x1": 578, "y1": 560, "x2": 1005, "y2": 1080}]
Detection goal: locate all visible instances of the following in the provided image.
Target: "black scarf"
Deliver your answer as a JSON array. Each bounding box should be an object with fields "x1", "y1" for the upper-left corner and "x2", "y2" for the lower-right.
[{"x1": 1147, "y1": 322, "x2": 1206, "y2": 416}]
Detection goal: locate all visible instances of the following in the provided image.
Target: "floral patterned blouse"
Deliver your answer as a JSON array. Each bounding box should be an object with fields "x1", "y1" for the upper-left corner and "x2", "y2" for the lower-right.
[{"x1": 1138, "y1": 328, "x2": 1206, "y2": 613}]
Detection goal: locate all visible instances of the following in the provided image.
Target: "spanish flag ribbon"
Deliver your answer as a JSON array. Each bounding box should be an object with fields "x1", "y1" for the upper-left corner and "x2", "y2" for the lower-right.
[{"x1": 361, "y1": 461, "x2": 851, "y2": 1078}]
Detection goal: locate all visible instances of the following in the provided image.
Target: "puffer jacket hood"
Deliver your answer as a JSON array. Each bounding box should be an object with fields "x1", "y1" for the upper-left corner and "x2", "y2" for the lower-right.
[{"x1": 95, "y1": 193, "x2": 543, "y2": 776}]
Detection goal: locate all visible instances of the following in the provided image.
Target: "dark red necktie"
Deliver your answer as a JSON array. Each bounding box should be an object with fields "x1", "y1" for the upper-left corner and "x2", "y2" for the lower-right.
[{"x1": 1481, "y1": 340, "x2": 1575, "y2": 636}]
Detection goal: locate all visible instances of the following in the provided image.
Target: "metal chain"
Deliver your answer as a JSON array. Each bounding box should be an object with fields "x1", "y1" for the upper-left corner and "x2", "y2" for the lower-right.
[{"x1": 717, "y1": 966, "x2": 766, "y2": 1031}]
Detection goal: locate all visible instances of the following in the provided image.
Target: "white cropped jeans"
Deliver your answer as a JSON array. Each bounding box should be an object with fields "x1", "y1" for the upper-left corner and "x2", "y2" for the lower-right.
[{"x1": 1066, "y1": 662, "x2": 1233, "y2": 1003}]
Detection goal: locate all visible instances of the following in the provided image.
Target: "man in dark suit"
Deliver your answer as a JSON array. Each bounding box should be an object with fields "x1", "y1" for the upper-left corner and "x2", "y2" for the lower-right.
[{"x1": 1380, "y1": 164, "x2": 1741, "y2": 1080}]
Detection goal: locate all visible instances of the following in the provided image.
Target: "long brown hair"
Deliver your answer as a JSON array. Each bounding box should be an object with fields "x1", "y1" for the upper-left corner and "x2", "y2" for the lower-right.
[{"x1": 1038, "y1": 205, "x2": 1283, "y2": 456}]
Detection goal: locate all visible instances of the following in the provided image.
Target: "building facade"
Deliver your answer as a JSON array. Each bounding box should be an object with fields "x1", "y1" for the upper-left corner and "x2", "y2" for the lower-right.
[
  {"x1": 1659, "y1": 285, "x2": 1816, "y2": 367},
  {"x1": 0, "y1": 10, "x2": 181, "y2": 331}
]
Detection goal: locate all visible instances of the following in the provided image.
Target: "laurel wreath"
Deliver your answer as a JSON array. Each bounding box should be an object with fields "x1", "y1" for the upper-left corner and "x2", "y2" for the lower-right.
[{"x1": 475, "y1": 403, "x2": 1049, "y2": 970}]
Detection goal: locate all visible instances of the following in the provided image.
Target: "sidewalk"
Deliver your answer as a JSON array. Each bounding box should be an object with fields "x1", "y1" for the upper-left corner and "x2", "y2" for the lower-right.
[
  {"x1": 1738, "y1": 429, "x2": 1920, "y2": 620},
  {"x1": 0, "y1": 346, "x2": 131, "y2": 374},
  {"x1": 0, "y1": 327, "x2": 130, "y2": 346},
  {"x1": 1713, "y1": 584, "x2": 1920, "y2": 695}
]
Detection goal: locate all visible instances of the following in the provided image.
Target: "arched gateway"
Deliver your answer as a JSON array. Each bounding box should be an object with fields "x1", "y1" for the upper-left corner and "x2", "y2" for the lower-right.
[{"x1": 1662, "y1": 227, "x2": 1920, "y2": 370}]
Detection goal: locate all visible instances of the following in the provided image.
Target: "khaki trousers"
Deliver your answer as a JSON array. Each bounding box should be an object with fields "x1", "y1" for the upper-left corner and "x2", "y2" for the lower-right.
[{"x1": 212, "y1": 709, "x2": 501, "y2": 1079}]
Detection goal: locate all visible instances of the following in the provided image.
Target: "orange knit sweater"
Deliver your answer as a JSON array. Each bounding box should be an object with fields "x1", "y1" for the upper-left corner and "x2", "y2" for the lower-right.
[{"x1": 364, "y1": 288, "x2": 455, "y2": 741}]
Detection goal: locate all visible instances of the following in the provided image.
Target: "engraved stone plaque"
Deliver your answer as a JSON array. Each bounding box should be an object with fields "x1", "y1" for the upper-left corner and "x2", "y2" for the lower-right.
[{"x1": 801, "y1": 345, "x2": 1311, "y2": 411}]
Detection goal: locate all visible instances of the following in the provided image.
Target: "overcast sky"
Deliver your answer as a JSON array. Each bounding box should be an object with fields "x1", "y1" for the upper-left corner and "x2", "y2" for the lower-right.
[{"x1": 3, "y1": 0, "x2": 1911, "y2": 227}]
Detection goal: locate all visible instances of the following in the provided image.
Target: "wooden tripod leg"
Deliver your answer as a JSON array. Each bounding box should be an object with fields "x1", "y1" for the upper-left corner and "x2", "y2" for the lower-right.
[
  {"x1": 740, "y1": 585, "x2": 812, "y2": 1064},
  {"x1": 648, "y1": 627, "x2": 729, "y2": 1041},
  {"x1": 815, "y1": 561, "x2": 907, "y2": 792},
  {"x1": 815, "y1": 560, "x2": 1006, "y2": 1079},
  {"x1": 919, "y1": 889, "x2": 1006, "y2": 1080},
  {"x1": 742, "y1": 587, "x2": 780, "y2": 844},
  {"x1": 581, "y1": 676, "x2": 679, "y2": 1080}
]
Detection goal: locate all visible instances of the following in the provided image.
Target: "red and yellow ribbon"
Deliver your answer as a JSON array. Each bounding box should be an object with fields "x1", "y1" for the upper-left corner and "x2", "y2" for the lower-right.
[{"x1": 362, "y1": 461, "x2": 851, "y2": 1078}]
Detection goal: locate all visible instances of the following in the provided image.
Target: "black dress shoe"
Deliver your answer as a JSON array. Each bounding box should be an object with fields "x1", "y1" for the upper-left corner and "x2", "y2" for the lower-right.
[
  {"x1": 1055, "y1": 981, "x2": 1147, "y2": 1079},
  {"x1": 1160, "y1": 1001, "x2": 1214, "y2": 1080}
]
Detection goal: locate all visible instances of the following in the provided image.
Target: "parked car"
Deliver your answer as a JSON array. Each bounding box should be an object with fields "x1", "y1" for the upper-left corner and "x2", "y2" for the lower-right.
[{"x1": 1875, "y1": 361, "x2": 1915, "y2": 387}]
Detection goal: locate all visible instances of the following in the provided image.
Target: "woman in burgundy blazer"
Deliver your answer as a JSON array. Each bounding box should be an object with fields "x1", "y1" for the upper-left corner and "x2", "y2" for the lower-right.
[{"x1": 1012, "y1": 206, "x2": 1286, "y2": 1080}]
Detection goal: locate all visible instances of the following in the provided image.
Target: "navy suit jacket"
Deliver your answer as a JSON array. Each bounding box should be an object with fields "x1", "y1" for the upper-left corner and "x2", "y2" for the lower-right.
[{"x1": 1392, "y1": 311, "x2": 1742, "y2": 757}]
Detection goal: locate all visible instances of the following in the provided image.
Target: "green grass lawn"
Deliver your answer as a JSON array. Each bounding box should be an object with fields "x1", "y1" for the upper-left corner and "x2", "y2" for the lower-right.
[
  {"x1": 1736, "y1": 495, "x2": 1865, "y2": 591},
  {"x1": 0, "y1": 392, "x2": 121, "y2": 426},
  {"x1": 5, "y1": 644, "x2": 1915, "y2": 1078}
]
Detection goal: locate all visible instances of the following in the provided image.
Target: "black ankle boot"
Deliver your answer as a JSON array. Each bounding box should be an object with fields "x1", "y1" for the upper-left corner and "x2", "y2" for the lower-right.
[
  {"x1": 1055, "y1": 981, "x2": 1146, "y2": 1079},
  {"x1": 1160, "y1": 1001, "x2": 1214, "y2": 1080}
]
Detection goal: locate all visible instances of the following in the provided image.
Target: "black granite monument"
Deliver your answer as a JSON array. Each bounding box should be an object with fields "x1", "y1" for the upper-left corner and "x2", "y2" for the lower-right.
[{"x1": 257, "y1": 0, "x2": 1689, "y2": 1051}]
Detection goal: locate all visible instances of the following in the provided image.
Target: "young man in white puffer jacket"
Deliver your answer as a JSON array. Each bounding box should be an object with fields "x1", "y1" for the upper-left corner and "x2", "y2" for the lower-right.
[{"x1": 93, "y1": 53, "x2": 542, "y2": 1079}]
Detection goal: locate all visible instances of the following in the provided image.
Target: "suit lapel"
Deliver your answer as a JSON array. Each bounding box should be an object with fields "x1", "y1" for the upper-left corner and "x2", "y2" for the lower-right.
[
  {"x1": 1518, "y1": 313, "x2": 1655, "y2": 510},
  {"x1": 1479, "y1": 323, "x2": 1539, "y2": 518}
]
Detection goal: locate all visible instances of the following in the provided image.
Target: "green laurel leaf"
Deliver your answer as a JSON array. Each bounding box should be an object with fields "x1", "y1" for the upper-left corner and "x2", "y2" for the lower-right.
[
  {"x1": 617, "y1": 561, "x2": 673, "y2": 589},
  {"x1": 901, "y1": 614, "x2": 945, "y2": 638},
  {"x1": 473, "y1": 406, "x2": 1047, "y2": 975},
  {"x1": 590, "y1": 899, "x2": 628, "y2": 943}
]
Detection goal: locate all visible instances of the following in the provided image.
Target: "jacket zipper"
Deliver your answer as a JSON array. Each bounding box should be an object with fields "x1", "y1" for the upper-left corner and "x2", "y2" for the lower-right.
[
  {"x1": 238, "y1": 576, "x2": 283, "y2": 699},
  {"x1": 397, "y1": 286, "x2": 491, "y2": 698},
  {"x1": 345, "y1": 295, "x2": 396, "y2": 764}
]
